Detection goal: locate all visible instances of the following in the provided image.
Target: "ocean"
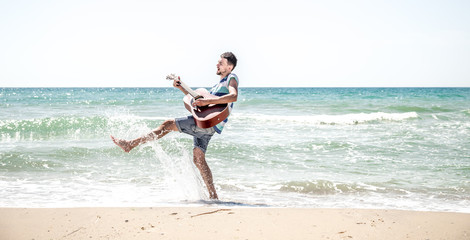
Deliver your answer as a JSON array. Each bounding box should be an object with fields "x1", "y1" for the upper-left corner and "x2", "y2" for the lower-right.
[{"x1": 1, "y1": 87, "x2": 469, "y2": 212}]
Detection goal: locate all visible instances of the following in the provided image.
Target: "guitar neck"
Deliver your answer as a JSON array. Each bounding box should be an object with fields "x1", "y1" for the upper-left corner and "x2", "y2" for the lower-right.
[{"x1": 179, "y1": 80, "x2": 201, "y2": 99}]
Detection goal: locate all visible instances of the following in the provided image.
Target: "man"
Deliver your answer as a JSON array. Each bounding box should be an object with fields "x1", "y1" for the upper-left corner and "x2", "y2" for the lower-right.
[{"x1": 111, "y1": 52, "x2": 239, "y2": 200}]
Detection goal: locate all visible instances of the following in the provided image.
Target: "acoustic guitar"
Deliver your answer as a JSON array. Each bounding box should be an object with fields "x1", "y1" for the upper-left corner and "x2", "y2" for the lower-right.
[{"x1": 166, "y1": 74, "x2": 229, "y2": 129}]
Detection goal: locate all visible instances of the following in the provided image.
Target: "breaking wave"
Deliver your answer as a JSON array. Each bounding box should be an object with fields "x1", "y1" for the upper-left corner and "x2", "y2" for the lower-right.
[
  {"x1": 279, "y1": 180, "x2": 370, "y2": 195},
  {"x1": 234, "y1": 112, "x2": 418, "y2": 125},
  {"x1": 0, "y1": 115, "x2": 168, "y2": 142}
]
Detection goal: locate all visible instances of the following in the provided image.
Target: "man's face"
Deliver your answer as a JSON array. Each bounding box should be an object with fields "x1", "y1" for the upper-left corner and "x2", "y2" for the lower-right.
[{"x1": 216, "y1": 58, "x2": 232, "y2": 76}]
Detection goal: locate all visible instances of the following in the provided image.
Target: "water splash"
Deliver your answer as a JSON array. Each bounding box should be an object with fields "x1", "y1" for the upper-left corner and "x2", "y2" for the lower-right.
[{"x1": 148, "y1": 139, "x2": 208, "y2": 202}]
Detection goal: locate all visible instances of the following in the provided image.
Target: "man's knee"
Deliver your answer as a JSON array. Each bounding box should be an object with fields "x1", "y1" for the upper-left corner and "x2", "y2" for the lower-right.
[
  {"x1": 162, "y1": 119, "x2": 178, "y2": 131},
  {"x1": 193, "y1": 147, "x2": 205, "y2": 164}
]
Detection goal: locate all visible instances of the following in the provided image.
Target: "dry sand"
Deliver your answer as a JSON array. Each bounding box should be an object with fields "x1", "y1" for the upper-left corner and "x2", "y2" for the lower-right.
[{"x1": 1, "y1": 207, "x2": 469, "y2": 240}]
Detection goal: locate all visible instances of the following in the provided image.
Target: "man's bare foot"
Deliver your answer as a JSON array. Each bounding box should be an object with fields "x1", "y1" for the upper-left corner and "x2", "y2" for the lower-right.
[
  {"x1": 210, "y1": 193, "x2": 219, "y2": 200},
  {"x1": 110, "y1": 135, "x2": 133, "y2": 153}
]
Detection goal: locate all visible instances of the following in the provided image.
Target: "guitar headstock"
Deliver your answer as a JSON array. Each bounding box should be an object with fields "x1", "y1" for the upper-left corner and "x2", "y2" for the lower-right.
[{"x1": 166, "y1": 74, "x2": 179, "y2": 81}]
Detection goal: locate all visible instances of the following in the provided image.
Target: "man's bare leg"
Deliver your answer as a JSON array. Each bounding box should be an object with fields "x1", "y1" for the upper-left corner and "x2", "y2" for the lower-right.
[
  {"x1": 193, "y1": 147, "x2": 218, "y2": 200},
  {"x1": 111, "y1": 119, "x2": 218, "y2": 199},
  {"x1": 111, "y1": 119, "x2": 178, "y2": 152}
]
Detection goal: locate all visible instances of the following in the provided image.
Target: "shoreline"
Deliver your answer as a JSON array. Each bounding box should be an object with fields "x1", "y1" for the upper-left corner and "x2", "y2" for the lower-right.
[{"x1": 1, "y1": 207, "x2": 469, "y2": 240}]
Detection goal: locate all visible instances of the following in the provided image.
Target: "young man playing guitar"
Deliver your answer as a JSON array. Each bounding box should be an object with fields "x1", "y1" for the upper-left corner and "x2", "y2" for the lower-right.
[{"x1": 111, "y1": 52, "x2": 239, "y2": 200}]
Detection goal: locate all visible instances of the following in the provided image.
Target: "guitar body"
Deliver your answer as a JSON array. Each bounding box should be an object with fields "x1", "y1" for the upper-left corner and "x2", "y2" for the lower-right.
[{"x1": 183, "y1": 88, "x2": 229, "y2": 129}]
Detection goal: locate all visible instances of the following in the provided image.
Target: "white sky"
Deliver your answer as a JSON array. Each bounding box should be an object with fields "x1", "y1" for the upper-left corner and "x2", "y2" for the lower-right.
[{"x1": 1, "y1": 0, "x2": 469, "y2": 87}]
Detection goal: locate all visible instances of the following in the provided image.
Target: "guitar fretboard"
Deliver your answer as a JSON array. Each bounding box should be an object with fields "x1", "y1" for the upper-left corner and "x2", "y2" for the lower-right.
[{"x1": 166, "y1": 74, "x2": 201, "y2": 99}]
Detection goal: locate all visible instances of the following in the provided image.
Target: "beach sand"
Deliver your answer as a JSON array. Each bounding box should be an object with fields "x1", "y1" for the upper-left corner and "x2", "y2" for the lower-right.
[{"x1": 1, "y1": 207, "x2": 469, "y2": 240}]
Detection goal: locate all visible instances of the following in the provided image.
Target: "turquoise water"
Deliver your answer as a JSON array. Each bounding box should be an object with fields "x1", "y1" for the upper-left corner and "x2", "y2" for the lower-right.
[{"x1": 1, "y1": 88, "x2": 469, "y2": 212}]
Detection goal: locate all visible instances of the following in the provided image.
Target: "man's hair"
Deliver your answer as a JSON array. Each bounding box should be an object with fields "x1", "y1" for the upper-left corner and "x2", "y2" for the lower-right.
[{"x1": 221, "y1": 52, "x2": 237, "y2": 70}]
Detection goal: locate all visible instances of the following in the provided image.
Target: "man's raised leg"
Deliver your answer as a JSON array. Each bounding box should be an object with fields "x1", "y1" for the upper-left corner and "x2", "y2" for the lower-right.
[{"x1": 111, "y1": 119, "x2": 178, "y2": 152}]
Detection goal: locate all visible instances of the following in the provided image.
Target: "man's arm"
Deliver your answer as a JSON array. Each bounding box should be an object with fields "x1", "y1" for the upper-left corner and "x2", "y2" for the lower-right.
[
  {"x1": 193, "y1": 78, "x2": 238, "y2": 106},
  {"x1": 173, "y1": 79, "x2": 189, "y2": 95}
]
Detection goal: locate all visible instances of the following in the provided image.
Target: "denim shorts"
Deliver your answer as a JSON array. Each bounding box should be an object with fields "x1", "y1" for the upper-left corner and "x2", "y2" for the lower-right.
[{"x1": 175, "y1": 116, "x2": 215, "y2": 153}]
